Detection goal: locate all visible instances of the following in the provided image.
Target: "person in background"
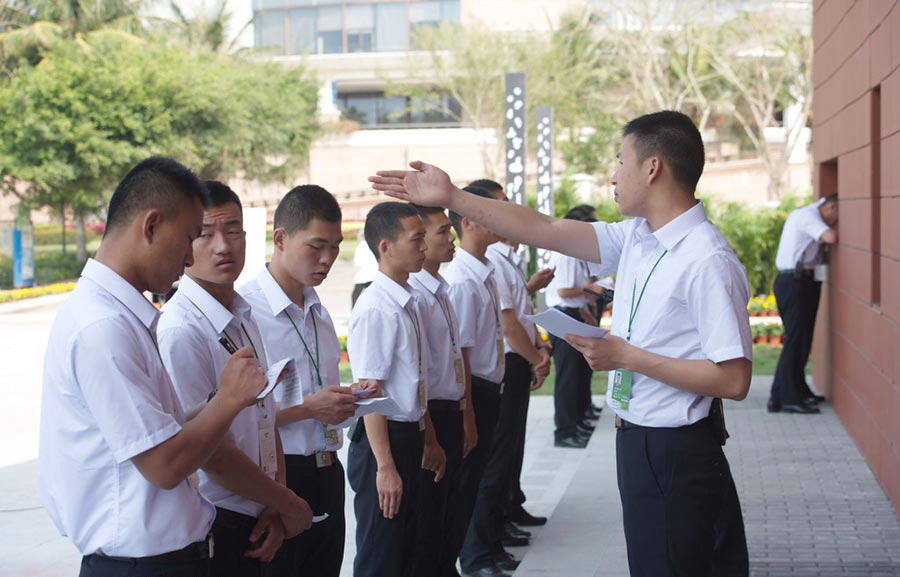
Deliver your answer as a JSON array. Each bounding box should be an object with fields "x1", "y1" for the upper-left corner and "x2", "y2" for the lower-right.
[
  {"x1": 352, "y1": 227, "x2": 378, "y2": 309},
  {"x1": 767, "y1": 194, "x2": 838, "y2": 414}
]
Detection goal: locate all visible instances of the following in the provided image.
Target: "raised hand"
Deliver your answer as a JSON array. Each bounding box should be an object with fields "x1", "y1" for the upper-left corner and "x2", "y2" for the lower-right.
[{"x1": 369, "y1": 161, "x2": 456, "y2": 207}]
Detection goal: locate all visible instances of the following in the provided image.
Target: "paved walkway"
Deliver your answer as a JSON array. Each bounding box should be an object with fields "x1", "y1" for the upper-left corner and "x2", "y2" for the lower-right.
[{"x1": 516, "y1": 376, "x2": 900, "y2": 577}]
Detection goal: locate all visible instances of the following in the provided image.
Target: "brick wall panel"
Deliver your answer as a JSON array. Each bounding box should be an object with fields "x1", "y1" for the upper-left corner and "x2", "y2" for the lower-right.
[
  {"x1": 833, "y1": 245, "x2": 873, "y2": 301},
  {"x1": 883, "y1": 67, "x2": 900, "y2": 137},
  {"x1": 814, "y1": 119, "x2": 836, "y2": 161},
  {"x1": 836, "y1": 198, "x2": 872, "y2": 250},
  {"x1": 837, "y1": 1, "x2": 870, "y2": 68},
  {"x1": 869, "y1": 0, "x2": 897, "y2": 33},
  {"x1": 837, "y1": 147, "x2": 872, "y2": 199},
  {"x1": 882, "y1": 133, "x2": 899, "y2": 197},
  {"x1": 881, "y1": 256, "x2": 900, "y2": 323},
  {"x1": 871, "y1": 19, "x2": 893, "y2": 85},
  {"x1": 881, "y1": 198, "x2": 900, "y2": 260},
  {"x1": 891, "y1": 3, "x2": 900, "y2": 70},
  {"x1": 842, "y1": 43, "x2": 871, "y2": 106},
  {"x1": 836, "y1": 95, "x2": 872, "y2": 155}
]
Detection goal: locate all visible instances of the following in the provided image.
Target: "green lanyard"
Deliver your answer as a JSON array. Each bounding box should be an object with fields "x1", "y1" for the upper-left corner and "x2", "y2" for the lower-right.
[
  {"x1": 286, "y1": 310, "x2": 321, "y2": 387},
  {"x1": 627, "y1": 250, "x2": 668, "y2": 341},
  {"x1": 404, "y1": 306, "x2": 423, "y2": 376},
  {"x1": 223, "y1": 322, "x2": 260, "y2": 361},
  {"x1": 435, "y1": 293, "x2": 458, "y2": 350}
]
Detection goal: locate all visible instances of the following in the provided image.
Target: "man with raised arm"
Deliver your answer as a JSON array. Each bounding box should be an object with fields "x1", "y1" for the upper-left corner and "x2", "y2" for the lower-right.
[{"x1": 370, "y1": 111, "x2": 753, "y2": 577}]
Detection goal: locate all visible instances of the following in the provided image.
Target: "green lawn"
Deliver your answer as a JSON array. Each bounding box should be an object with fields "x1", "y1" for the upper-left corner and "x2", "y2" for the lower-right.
[{"x1": 336, "y1": 344, "x2": 803, "y2": 392}]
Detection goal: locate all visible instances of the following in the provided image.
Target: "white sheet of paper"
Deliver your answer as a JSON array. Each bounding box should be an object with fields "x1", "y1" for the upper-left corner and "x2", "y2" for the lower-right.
[
  {"x1": 328, "y1": 396, "x2": 400, "y2": 429},
  {"x1": 260, "y1": 357, "x2": 299, "y2": 401},
  {"x1": 312, "y1": 513, "x2": 329, "y2": 523},
  {"x1": 525, "y1": 308, "x2": 609, "y2": 340}
]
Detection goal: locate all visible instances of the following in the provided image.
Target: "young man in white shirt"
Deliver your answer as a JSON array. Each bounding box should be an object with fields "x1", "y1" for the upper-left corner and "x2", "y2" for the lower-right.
[
  {"x1": 545, "y1": 209, "x2": 609, "y2": 449},
  {"x1": 768, "y1": 195, "x2": 838, "y2": 414},
  {"x1": 441, "y1": 186, "x2": 509, "y2": 577},
  {"x1": 408, "y1": 204, "x2": 477, "y2": 577},
  {"x1": 347, "y1": 201, "x2": 444, "y2": 577},
  {"x1": 240, "y1": 185, "x2": 359, "y2": 577},
  {"x1": 478, "y1": 182, "x2": 552, "y2": 567},
  {"x1": 158, "y1": 181, "x2": 312, "y2": 577},
  {"x1": 39, "y1": 157, "x2": 269, "y2": 577},
  {"x1": 370, "y1": 110, "x2": 753, "y2": 577}
]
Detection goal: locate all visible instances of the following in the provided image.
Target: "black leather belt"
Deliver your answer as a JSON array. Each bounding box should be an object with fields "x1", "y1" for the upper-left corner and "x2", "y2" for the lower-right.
[
  {"x1": 615, "y1": 415, "x2": 711, "y2": 431},
  {"x1": 93, "y1": 534, "x2": 214, "y2": 563}
]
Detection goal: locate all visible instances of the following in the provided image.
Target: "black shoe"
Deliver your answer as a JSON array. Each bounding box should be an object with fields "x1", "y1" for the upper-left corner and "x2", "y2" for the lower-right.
[
  {"x1": 508, "y1": 506, "x2": 547, "y2": 527},
  {"x1": 493, "y1": 550, "x2": 521, "y2": 571},
  {"x1": 767, "y1": 399, "x2": 782, "y2": 413},
  {"x1": 554, "y1": 435, "x2": 588, "y2": 448},
  {"x1": 584, "y1": 406, "x2": 602, "y2": 421},
  {"x1": 504, "y1": 521, "x2": 531, "y2": 539},
  {"x1": 782, "y1": 403, "x2": 821, "y2": 414},
  {"x1": 591, "y1": 403, "x2": 603, "y2": 413},
  {"x1": 501, "y1": 531, "x2": 530, "y2": 548},
  {"x1": 805, "y1": 394, "x2": 826, "y2": 404},
  {"x1": 575, "y1": 422, "x2": 595, "y2": 436},
  {"x1": 462, "y1": 565, "x2": 509, "y2": 577}
]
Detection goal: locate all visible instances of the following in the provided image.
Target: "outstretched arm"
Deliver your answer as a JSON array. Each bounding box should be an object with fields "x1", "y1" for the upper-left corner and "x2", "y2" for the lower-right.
[{"x1": 370, "y1": 161, "x2": 600, "y2": 262}]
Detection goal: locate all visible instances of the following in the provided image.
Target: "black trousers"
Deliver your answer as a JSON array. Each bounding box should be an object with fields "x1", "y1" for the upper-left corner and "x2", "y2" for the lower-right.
[
  {"x1": 461, "y1": 353, "x2": 531, "y2": 570},
  {"x1": 617, "y1": 420, "x2": 748, "y2": 577},
  {"x1": 550, "y1": 307, "x2": 593, "y2": 439},
  {"x1": 351, "y1": 282, "x2": 371, "y2": 309},
  {"x1": 347, "y1": 419, "x2": 424, "y2": 577},
  {"x1": 506, "y1": 356, "x2": 533, "y2": 516},
  {"x1": 411, "y1": 404, "x2": 464, "y2": 577},
  {"x1": 80, "y1": 555, "x2": 210, "y2": 577},
  {"x1": 211, "y1": 507, "x2": 269, "y2": 577},
  {"x1": 770, "y1": 272, "x2": 821, "y2": 405},
  {"x1": 271, "y1": 453, "x2": 346, "y2": 577},
  {"x1": 445, "y1": 377, "x2": 502, "y2": 576}
]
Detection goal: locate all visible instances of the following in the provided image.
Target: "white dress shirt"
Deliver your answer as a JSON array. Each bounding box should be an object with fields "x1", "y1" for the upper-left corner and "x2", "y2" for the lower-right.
[
  {"x1": 348, "y1": 271, "x2": 430, "y2": 423},
  {"x1": 38, "y1": 259, "x2": 215, "y2": 557},
  {"x1": 240, "y1": 265, "x2": 344, "y2": 455},
  {"x1": 544, "y1": 251, "x2": 591, "y2": 309},
  {"x1": 410, "y1": 269, "x2": 466, "y2": 402},
  {"x1": 486, "y1": 242, "x2": 537, "y2": 354},
  {"x1": 774, "y1": 199, "x2": 831, "y2": 271},
  {"x1": 157, "y1": 275, "x2": 277, "y2": 518},
  {"x1": 590, "y1": 201, "x2": 753, "y2": 428},
  {"x1": 443, "y1": 249, "x2": 505, "y2": 384}
]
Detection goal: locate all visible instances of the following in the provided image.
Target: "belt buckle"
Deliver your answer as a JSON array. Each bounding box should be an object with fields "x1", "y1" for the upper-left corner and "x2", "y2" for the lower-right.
[
  {"x1": 315, "y1": 451, "x2": 333, "y2": 468},
  {"x1": 614, "y1": 415, "x2": 623, "y2": 429}
]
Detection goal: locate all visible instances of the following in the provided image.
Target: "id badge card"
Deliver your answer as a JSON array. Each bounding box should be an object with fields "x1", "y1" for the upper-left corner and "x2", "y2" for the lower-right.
[
  {"x1": 322, "y1": 423, "x2": 339, "y2": 446},
  {"x1": 315, "y1": 451, "x2": 333, "y2": 468},
  {"x1": 258, "y1": 426, "x2": 278, "y2": 476},
  {"x1": 454, "y1": 354, "x2": 465, "y2": 389},
  {"x1": 611, "y1": 369, "x2": 633, "y2": 411},
  {"x1": 497, "y1": 338, "x2": 505, "y2": 368},
  {"x1": 418, "y1": 375, "x2": 427, "y2": 408}
]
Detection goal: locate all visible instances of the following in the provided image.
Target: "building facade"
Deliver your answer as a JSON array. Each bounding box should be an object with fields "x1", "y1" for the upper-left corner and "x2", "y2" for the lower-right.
[{"x1": 811, "y1": 0, "x2": 900, "y2": 515}]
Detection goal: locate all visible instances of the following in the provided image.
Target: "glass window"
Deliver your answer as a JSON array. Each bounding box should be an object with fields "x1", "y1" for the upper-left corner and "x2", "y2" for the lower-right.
[
  {"x1": 377, "y1": 96, "x2": 409, "y2": 125},
  {"x1": 346, "y1": 4, "x2": 374, "y2": 53},
  {"x1": 409, "y1": 1, "x2": 441, "y2": 29},
  {"x1": 317, "y1": 5, "x2": 342, "y2": 54},
  {"x1": 340, "y1": 94, "x2": 378, "y2": 126},
  {"x1": 255, "y1": 10, "x2": 285, "y2": 54},
  {"x1": 287, "y1": 7, "x2": 315, "y2": 54},
  {"x1": 339, "y1": 91, "x2": 461, "y2": 128},
  {"x1": 375, "y1": 2, "x2": 408, "y2": 52}
]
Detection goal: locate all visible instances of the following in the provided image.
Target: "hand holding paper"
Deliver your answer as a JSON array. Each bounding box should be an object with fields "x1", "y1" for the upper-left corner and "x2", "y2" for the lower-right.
[{"x1": 525, "y1": 308, "x2": 609, "y2": 340}]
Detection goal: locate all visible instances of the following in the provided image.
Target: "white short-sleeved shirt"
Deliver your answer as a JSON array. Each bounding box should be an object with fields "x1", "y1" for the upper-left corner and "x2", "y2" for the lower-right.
[
  {"x1": 157, "y1": 275, "x2": 276, "y2": 518},
  {"x1": 38, "y1": 259, "x2": 215, "y2": 557},
  {"x1": 410, "y1": 269, "x2": 466, "y2": 402},
  {"x1": 240, "y1": 265, "x2": 344, "y2": 455},
  {"x1": 348, "y1": 271, "x2": 429, "y2": 423},
  {"x1": 590, "y1": 201, "x2": 753, "y2": 428},
  {"x1": 774, "y1": 199, "x2": 831, "y2": 271},
  {"x1": 443, "y1": 249, "x2": 505, "y2": 384},
  {"x1": 544, "y1": 252, "x2": 592, "y2": 309},
  {"x1": 486, "y1": 242, "x2": 537, "y2": 354}
]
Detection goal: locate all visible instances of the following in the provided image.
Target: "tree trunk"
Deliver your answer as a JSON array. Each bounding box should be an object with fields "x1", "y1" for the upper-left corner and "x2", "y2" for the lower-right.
[{"x1": 75, "y1": 211, "x2": 87, "y2": 262}]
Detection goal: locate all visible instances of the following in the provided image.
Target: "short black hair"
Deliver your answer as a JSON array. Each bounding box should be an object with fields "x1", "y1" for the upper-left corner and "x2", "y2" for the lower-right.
[
  {"x1": 412, "y1": 204, "x2": 447, "y2": 224},
  {"x1": 566, "y1": 204, "x2": 597, "y2": 222},
  {"x1": 823, "y1": 193, "x2": 838, "y2": 205},
  {"x1": 623, "y1": 111, "x2": 705, "y2": 194},
  {"x1": 467, "y1": 179, "x2": 503, "y2": 194},
  {"x1": 450, "y1": 186, "x2": 495, "y2": 239},
  {"x1": 204, "y1": 180, "x2": 242, "y2": 211},
  {"x1": 364, "y1": 202, "x2": 421, "y2": 260},
  {"x1": 105, "y1": 156, "x2": 208, "y2": 236},
  {"x1": 273, "y1": 185, "x2": 342, "y2": 235}
]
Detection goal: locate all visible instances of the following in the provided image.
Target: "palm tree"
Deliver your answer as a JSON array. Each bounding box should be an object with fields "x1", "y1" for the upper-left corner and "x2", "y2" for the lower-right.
[{"x1": 154, "y1": 0, "x2": 252, "y2": 54}]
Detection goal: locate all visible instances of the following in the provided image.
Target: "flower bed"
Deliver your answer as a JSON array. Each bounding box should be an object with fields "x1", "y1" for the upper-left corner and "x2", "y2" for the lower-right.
[
  {"x1": 751, "y1": 322, "x2": 784, "y2": 345},
  {"x1": 0, "y1": 281, "x2": 76, "y2": 304},
  {"x1": 747, "y1": 295, "x2": 779, "y2": 317}
]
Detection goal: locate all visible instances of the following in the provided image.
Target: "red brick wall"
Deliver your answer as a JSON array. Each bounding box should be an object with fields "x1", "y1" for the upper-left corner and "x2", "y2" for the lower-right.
[{"x1": 811, "y1": 0, "x2": 900, "y2": 515}]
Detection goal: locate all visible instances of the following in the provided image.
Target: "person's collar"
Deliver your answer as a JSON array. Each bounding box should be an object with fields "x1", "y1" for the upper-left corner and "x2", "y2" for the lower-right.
[
  {"x1": 410, "y1": 268, "x2": 444, "y2": 295},
  {"x1": 457, "y1": 248, "x2": 493, "y2": 281},
  {"x1": 487, "y1": 242, "x2": 514, "y2": 259},
  {"x1": 372, "y1": 270, "x2": 412, "y2": 308},
  {"x1": 81, "y1": 258, "x2": 159, "y2": 330},
  {"x1": 633, "y1": 200, "x2": 707, "y2": 251},
  {"x1": 257, "y1": 263, "x2": 320, "y2": 317},
  {"x1": 178, "y1": 274, "x2": 237, "y2": 334}
]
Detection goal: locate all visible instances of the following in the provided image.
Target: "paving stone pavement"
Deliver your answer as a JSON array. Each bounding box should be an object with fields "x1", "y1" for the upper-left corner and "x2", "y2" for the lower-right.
[{"x1": 514, "y1": 376, "x2": 900, "y2": 577}]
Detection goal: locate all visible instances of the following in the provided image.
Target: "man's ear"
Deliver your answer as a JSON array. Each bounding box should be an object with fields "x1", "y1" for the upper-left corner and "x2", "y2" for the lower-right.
[
  {"x1": 272, "y1": 227, "x2": 286, "y2": 252},
  {"x1": 142, "y1": 209, "x2": 162, "y2": 244},
  {"x1": 646, "y1": 156, "x2": 663, "y2": 186},
  {"x1": 378, "y1": 238, "x2": 390, "y2": 260}
]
